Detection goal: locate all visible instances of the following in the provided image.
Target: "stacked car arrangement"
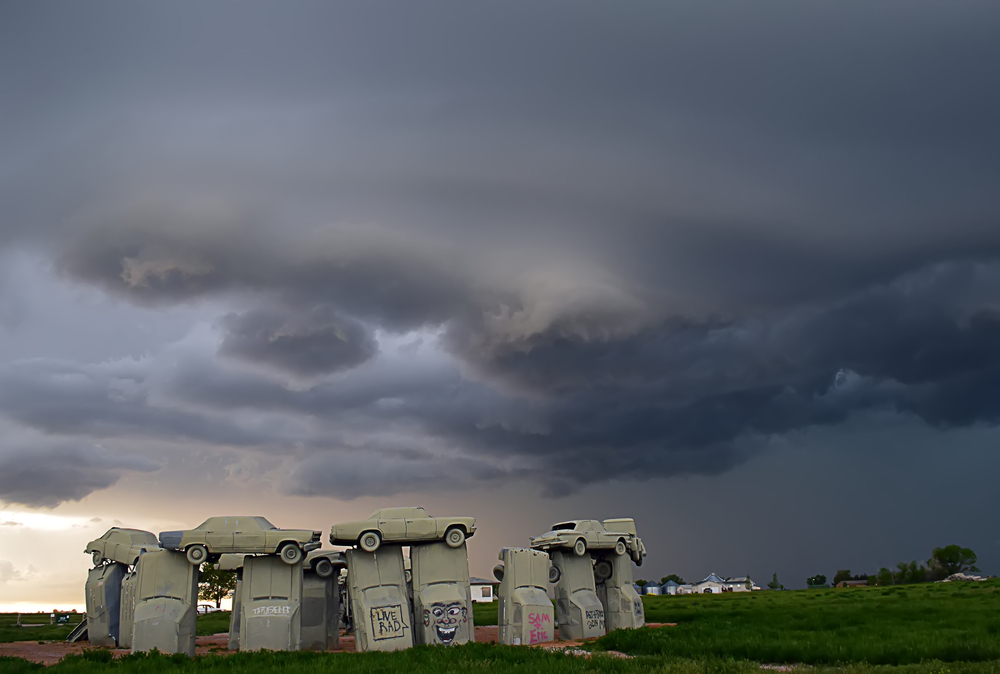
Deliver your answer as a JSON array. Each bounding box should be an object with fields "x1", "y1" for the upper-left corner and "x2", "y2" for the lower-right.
[{"x1": 80, "y1": 508, "x2": 645, "y2": 654}]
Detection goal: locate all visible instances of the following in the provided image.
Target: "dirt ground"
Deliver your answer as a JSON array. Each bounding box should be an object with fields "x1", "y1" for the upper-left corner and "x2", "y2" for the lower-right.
[{"x1": 1, "y1": 624, "x2": 671, "y2": 666}]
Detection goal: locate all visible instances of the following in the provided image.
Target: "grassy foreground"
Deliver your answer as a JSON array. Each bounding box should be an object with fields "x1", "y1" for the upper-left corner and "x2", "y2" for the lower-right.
[
  {"x1": 4, "y1": 645, "x2": 1000, "y2": 674},
  {"x1": 597, "y1": 580, "x2": 1000, "y2": 665},
  {"x1": 3, "y1": 581, "x2": 999, "y2": 671}
]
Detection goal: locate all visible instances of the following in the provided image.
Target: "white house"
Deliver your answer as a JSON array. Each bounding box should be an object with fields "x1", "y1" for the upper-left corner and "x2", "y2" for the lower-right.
[
  {"x1": 677, "y1": 574, "x2": 760, "y2": 594},
  {"x1": 470, "y1": 576, "x2": 499, "y2": 602}
]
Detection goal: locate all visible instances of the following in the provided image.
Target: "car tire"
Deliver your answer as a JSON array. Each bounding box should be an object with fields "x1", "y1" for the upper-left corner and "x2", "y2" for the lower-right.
[
  {"x1": 493, "y1": 564, "x2": 505, "y2": 582},
  {"x1": 359, "y1": 531, "x2": 381, "y2": 553},
  {"x1": 615, "y1": 539, "x2": 627, "y2": 556},
  {"x1": 445, "y1": 526, "x2": 466, "y2": 548},
  {"x1": 549, "y1": 564, "x2": 562, "y2": 583},
  {"x1": 279, "y1": 542, "x2": 303, "y2": 565},
  {"x1": 314, "y1": 558, "x2": 334, "y2": 578},
  {"x1": 631, "y1": 547, "x2": 643, "y2": 565},
  {"x1": 186, "y1": 544, "x2": 208, "y2": 565},
  {"x1": 595, "y1": 560, "x2": 613, "y2": 581},
  {"x1": 573, "y1": 538, "x2": 587, "y2": 557},
  {"x1": 91, "y1": 551, "x2": 104, "y2": 566}
]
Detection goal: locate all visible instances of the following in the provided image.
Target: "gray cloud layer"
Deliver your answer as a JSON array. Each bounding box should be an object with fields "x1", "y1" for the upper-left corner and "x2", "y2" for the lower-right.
[{"x1": 1, "y1": 2, "x2": 999, "y2": 507}]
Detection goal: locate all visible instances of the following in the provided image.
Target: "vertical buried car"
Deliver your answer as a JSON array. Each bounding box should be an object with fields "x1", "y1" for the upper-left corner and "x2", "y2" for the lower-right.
[{"x1": 158, "y1": 516, "x2": 321, "y2": 565}]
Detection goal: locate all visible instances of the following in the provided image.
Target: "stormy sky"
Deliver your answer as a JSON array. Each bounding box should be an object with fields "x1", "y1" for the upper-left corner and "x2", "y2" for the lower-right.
[{"x1": 2, "y1": 1, "x2": 1000, "y2": 606}]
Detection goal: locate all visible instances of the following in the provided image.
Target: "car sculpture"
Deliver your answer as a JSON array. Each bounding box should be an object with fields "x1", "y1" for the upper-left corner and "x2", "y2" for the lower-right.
[
  {"x1": 329, "y1": 506, "x2": 476, "y2": 553},
  {"x1": 159, "y1": 516, "x2": 322, "y2": 565},
  {"x1": 305, "y1": 549, "x2": 347, "y2": 579},
  {"x1": 529, "y1": 518, "x2": 646, "y2": 564},
  {"x1": 85, "y1": 527, "x2": 160, "y2": 567}
]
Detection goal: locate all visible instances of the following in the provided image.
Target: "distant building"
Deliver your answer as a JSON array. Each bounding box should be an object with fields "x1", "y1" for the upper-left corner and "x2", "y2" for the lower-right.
[
  {"x1": 661, "y1": 580, "x2": 681, "y2": 595},
  {"x1": 835, "y1": 580, "x2": 868, "y2": 588},
  {"x1": 675, "y1": 573, "x2": 759, "y2": 594},
  {"x1": 643, "y1": 583, "x2": 662, "y2": 595},
  {"x1": 470, "y1": 576, "x2": 499, "y2": 602}
]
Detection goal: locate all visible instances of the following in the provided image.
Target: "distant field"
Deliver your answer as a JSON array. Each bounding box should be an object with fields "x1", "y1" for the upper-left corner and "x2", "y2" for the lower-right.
[
  {"x1": 472, "y1": 600, "x2": 498, "y2": 626},
  {"x1": 597, "y1": 580, "x2": 1000, "y2": 665},
  {"x1": 0, "y1": 613, "x2": 84, "y2": 644},
  {"x1": 0, "y1": 611, "x2": 229, "y2": 644}
]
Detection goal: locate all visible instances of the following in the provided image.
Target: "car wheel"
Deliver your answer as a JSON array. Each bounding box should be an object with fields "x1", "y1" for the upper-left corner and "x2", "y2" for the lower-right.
[
  {"x1": 444, "y1": 526, "x2": 466, "y2": 548},
  {"x1": 549, "y1": 564, "x2": 562, "y2": 583},
  {"x1": 573, "y1": 538, "x2": 587, "y2": 557},
  {"x1": 279, "y1": 543, "x2": 303, "y2": 565},
  {"x1": 631, "y1": 547, "x2": 643, "y2": 565},
  {"x1": 359, "y1": 531, "x2": 381, "y2": 553},
  {"x1": 615, "y1": 539, "x2": 627, "y2": 556},
  {"x1": 595, "y1": 560, "x2": 613, "y2": 581},
  {"x1": 186, "y1": 544, "x2": 208, "y2": 565},
  {"x1": 493, "y1": 564, "x2": 505, "y2": 582},
  {"x1": 91, "y1": 551, "x2": 104, "y2": 566},
  {"x1": 314, "y1": 558, "x2": 334, "y2": 578}
]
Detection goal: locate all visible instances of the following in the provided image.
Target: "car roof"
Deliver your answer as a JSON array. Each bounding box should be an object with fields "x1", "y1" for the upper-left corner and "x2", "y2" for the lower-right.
[
  {"x1": 103, "y1": 528, "x2": 158, "y2": 542},
  {"x1": 196, "y1": 516, "x2": 271, "y2": 530},
  {"x1": 369, "y1": 506, "x2": 428, "y2": 519}
]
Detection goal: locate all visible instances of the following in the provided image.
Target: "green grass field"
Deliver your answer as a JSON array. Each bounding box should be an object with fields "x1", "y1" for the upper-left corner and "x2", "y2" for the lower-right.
[
  {"x1": 597, "y1": 580, "x2": 1000, "y2": 665},
  {"x1": 3, "y1": 581, "x2": 999, "y2": 672},
  {"x1": 0, "y1": 613, "x2": 84, "y2": 644}
]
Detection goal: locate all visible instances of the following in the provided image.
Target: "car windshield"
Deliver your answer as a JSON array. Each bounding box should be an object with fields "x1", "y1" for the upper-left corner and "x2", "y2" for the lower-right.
[
  {"x1": 551, "y1": 523, "x2": 576, "y2": 531},
  {"x1": 252, "y1": 517, "x2": 275, "y2": 530}
]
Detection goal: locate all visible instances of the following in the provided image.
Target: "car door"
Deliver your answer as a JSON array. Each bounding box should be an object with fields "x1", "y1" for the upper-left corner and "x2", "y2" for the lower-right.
[
  {"x1": 378, "y1": 516, "x2": 406, "y2": 542},
  {"x1": 206, "y1": 519, "x2": 235, "y2": 553},
  {"x1": 405, "y1": 514, "x2": 436, "y2": 540},
  {"x1": 234, "y1": 518, "x2": 267, "y2": 553}
]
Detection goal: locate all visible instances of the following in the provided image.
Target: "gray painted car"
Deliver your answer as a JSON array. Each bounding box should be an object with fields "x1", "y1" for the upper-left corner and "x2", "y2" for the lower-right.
[
  {"x1": 529, "y1": 518, "x2": 645, "y2": 564},
  {"x1": 159, "y1": 516, "x2": 321, "y2": 565},
  {"x1": 329, "y1": 507, "x2": 476, "y2": 553},
  {"x1": 85, "y1": 527, "x2": 160, "y2": 567}
]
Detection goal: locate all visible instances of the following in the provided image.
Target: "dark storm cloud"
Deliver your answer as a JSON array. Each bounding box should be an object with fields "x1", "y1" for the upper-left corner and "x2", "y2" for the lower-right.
[
  {"x1": 0, "y1": 438, "x2": 157, "y2": 508},
  {"x1": 1, "y1": 1, "x2": 1000, "y2": 507},
  {"x1": 218, "y1": 306, "x2": 378, "y2": 377}
]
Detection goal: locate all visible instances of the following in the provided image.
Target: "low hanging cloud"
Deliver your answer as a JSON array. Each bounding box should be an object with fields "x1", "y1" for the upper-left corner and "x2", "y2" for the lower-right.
[
  {"x1": 0, "y1": 436, "x2": 159, "y2": 508},
  {"x1": 218, "y1": 305, "x2": 379, "y2": 377}
]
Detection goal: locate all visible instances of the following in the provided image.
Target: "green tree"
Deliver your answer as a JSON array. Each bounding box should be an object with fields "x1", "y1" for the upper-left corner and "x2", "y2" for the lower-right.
[
  {"x1": 928, "y1": 545, "x2": 979, "y2": 578},
  {"x1": 199, "y1": 563, "x2": 237, "y2": 609},
  {"x1": 635, "y1": 579, "x2": 649, "y2": 587},
  {"x1": 660, "y1": 574, "x2": 685, "y2": 585},
  {"x1": 876, "y1": 567, "x2": 893, "y2": 586},
  {"x1": 806, "y1": 574, "x2": 827, "y2": 587},
  {"x1": 767, "y1": 573, "x2": 783, "y2": 590},
  {"x1": 832, "y1": 569, "x2": 852, "y2": 585}
]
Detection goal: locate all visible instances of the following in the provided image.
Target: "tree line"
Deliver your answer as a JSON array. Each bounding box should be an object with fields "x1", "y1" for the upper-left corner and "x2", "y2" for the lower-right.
[{"x1": 803, "y1": 544, "x2": 979, "y2": 588}]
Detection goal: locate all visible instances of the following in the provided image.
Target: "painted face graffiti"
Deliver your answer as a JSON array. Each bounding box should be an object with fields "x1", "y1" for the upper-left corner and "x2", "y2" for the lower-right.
[{"x1": 422, "y1": 601, "x2": 467, "y2": 645}]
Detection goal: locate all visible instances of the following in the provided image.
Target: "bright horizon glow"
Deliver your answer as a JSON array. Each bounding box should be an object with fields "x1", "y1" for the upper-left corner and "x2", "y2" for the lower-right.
[{"x1": 0, "y1": 510, "x2": 93, "y2": 531}]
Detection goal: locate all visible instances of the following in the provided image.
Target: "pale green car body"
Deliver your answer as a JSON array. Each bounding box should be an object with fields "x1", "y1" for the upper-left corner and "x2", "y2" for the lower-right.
[
  {"x1": 529, "y1": 518, "x2": 645, "y2": 564},
  {"x1": 329, "y1": 507, "x2": 476, "y2": 552},
  {"x1": 85, "y1": 527, "x2": 160, "y2": 567},
  {"x1": 159, "y1": 516, "x2": 321, "y2": 565}
]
